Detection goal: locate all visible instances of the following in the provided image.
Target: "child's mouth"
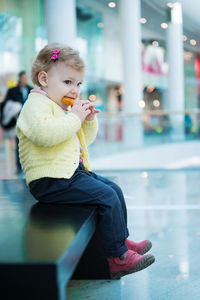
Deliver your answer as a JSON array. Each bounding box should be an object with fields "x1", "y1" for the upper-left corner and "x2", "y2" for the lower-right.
[{"x1": 62, "y1": 97, "x2": 76, "y2": 107}]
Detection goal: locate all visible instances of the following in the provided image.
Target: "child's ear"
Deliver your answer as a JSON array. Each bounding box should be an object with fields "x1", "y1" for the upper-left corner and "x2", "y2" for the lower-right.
[{"x1": 38, "y1": 71, "x2": 48, "y2": 87}]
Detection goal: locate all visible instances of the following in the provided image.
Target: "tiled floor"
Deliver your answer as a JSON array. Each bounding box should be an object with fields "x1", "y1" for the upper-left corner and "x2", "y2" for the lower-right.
[
  {"x1": 67, "y1": 170, "x2": 200, "y2": 300},
  {"x1": 1, "y1": 137, "x2": 200, "y2": 299},
  {"x1": 90, "y1": 141, "x2": 200, "y2": 170}
]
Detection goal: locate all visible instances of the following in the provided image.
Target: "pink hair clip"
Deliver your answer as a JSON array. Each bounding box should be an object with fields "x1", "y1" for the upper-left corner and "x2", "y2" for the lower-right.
[{"x1": 51, "y1": 49, "x2": 60, "y2": 61}]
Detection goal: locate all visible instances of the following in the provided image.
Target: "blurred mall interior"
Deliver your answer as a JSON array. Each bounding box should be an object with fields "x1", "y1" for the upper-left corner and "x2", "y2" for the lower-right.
[
  {"x1": 1, "y1": 0, "x2": 200, "y2": 153},
  {"x1": 0, "y1": 0, "x2": 200, "y2": 299}
]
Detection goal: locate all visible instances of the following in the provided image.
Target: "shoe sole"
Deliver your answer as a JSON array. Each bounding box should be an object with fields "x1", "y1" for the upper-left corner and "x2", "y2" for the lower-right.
[
  {"x1": 110, "y1": 254, "x2": 155, "y2": 280},
  {"x1": 138, "y1": 241, "x2": 152, "y2": 255}
]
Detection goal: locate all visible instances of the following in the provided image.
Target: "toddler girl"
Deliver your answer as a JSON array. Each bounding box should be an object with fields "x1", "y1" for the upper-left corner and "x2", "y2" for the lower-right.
[{"x1": 16, "y1": 43, "x2": 155, "y2": 279}]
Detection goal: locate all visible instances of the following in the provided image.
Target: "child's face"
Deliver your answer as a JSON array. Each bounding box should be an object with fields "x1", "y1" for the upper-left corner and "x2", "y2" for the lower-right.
[{"x1": 44, "y1": 62, "x2": 84, "y2": 110}]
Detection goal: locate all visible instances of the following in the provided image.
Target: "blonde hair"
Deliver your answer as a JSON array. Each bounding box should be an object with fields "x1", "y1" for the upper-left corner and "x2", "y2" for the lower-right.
[{"x1": 31, "y1": 43, "x2": 85, "y2": 87}]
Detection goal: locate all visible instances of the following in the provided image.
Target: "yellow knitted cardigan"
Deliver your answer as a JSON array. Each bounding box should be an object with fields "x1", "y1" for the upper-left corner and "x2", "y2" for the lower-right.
[
  {"x1": 16, "y1": 92, "x2": 98, "y2": 184},
  {"x1": 77, "y1": 128, "x2": 90, "y2": 171}
]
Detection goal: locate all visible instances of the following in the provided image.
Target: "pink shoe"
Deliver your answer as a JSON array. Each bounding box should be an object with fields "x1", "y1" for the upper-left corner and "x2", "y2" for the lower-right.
[
  {"x1": 126, "y1": 239, "x2": 152, "y2": 255},
  {"x1": 107, "y1": 249, "x2": 155, "y2": 279}
]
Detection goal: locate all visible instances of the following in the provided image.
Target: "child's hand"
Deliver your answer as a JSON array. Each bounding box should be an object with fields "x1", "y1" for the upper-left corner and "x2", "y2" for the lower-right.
[
  {"x1": 85, "y1": 102, "x2": 101, "y2": 121},
  {"x1": 71, "y1": 100, "x2": 91, "y2": 122}
]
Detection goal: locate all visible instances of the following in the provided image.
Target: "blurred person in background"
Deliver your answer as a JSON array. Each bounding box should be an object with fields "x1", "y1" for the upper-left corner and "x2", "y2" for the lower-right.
[{"x1": 0, "y1": 71, "x2": 32, "y2": 175}]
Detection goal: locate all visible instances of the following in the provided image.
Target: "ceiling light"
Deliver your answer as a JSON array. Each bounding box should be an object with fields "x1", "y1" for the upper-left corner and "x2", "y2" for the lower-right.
[
  {"x1": 183, "y1": 35, "x2": 187, "y2": 42},
  {"x1": 161, "y1": 22, "x2": 168, "y2": 29},
  {"x1": 138, "y1": 100, "x2": 145, "y2": 108},
  {"x1": 153, "y1": 100, "x2": 160, "y2": 107},
  {"x1": 190, "y1": 39, "x2": 196, "y2": 46},
  {"x1": 152, "y1": 41, "x2": 159, "y2": 47},
  {"x1": 167, "y1": 2, "x2": 173, "y2": 8},
  {"x1": 89, "y1": 94, "x2": 96, "y2": 101},
  {"x1": 97, "y1": 22, "x2": 104, "y2": 28},
  {"x1": 108, "y1": 2, "x2": 116, "y2": 8},
  {"x1": 140, "y1": 18, "x2": 147, "y2": 24}
]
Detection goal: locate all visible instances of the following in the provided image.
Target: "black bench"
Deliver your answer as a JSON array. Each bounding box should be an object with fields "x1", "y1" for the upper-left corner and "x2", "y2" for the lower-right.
[{"x1": 0, "y1": 179, "x2": 111, "y2": 300}]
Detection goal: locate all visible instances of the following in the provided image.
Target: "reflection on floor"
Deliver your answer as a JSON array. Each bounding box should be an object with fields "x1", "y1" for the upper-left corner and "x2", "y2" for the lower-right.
[
  {"x1": 67, "y1": 170, "x2": 200, "y2": 300},
  {"x1": 90, "y1": 141, "x2": 200, "y2": 170}
]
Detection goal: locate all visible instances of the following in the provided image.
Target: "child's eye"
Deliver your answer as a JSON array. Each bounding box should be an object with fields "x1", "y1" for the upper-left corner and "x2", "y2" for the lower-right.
[
  {"x1": 64, "y1": 80, "x2": 72, "y2": 85},
  {"x1": 77, "y1": 82, "x2": 82, "y2": 86}
]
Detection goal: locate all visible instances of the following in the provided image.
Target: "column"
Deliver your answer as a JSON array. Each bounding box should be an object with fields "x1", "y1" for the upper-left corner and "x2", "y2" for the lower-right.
[
  {"x1": 167, "y1": 2, "x2": 185, "y2": 140},
  {"x1": 119, "y1": 0, "x2": 143, "y2": 146},
  {"x1": 20, "y1": 0, "x2": 39, "y2": 74},
  {"x1": 44, "y1": 0, "x2": 77, "y2": 46}
]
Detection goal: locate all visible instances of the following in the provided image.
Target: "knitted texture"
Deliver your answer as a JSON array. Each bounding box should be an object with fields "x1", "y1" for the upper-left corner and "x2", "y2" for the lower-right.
[{"x1": 16, "y1": 92, "x2": 98, "y2": 184}]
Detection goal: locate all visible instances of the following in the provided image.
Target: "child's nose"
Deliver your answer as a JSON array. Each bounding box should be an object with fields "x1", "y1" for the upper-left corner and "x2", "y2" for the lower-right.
[{"x1": 69, "y1": 86, "x2": 79, "y2": 96}]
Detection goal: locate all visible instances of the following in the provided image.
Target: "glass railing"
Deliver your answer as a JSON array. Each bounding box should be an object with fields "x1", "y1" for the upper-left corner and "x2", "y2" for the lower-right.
[
  {"x1": 0, "y1": 110, "x2": 200, "y2": 178},
  {"x1": 89, "y1": 110, "x2": 200, "y2": 158}
]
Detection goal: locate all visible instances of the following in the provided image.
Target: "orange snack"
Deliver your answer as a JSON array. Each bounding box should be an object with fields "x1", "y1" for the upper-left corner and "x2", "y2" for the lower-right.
[{"x1": 62, "y1": 97, "x2": 76, "y2": 107}]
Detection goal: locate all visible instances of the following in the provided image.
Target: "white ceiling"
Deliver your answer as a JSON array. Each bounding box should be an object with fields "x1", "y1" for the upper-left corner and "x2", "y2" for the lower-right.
[
  {"x1": 78, "y1": 0, "x2": 200, "y2": 52},
  {"x1": 141, "y1": 0, "x2": 200, "y2": 52},
  {"x1": 143, "y1": 0, "x2": 200, "y2": 32}
]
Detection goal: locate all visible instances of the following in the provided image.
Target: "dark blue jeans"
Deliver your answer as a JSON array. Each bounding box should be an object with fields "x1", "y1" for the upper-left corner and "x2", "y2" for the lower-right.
[{"x1": 29, "y1": 163, "x2": 129, "y2": 258}]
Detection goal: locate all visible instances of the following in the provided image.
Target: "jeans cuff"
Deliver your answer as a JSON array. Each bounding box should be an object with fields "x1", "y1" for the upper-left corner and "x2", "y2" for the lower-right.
[{"x1": 104, "y1": 243, "x2": 128, "y2": 258}]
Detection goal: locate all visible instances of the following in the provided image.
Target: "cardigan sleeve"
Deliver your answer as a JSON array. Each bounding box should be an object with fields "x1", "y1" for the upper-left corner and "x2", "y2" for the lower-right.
[
  {"x1": 16, "y1": 97, "x2": 81, "y2": 147},
  {"x1": 81, "y1": 116, "x2": 98, "y2": 146}
]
